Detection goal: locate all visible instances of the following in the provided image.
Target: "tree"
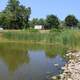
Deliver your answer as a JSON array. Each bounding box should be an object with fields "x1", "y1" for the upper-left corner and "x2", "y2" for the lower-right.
[
  {"x1": 29, "y1": 18, "x2": 39, "y2": 28},
  {"x1": 0, "y1": 12, "x2": 12, "y2": 29},
  {"x1": 65, "y1": 15, "x2": 78, "y2": 28},
  {"x1": 0, "y1": 0, "x2": 31, "y2": 29},
  {"x1": 16, "y1": 5, "x2": 31, "y2": 29},
  {"x1": 46, "y1": 14, "x2": 60, "y2": 29},
  {"x1": 5, "y1": 0, "x2": 20, "y2": 12},
  {"x1": 38, "y1": 18, "x2": 45, "y2": 25},
  {"x1": 77, "y1": 22, "x2": 80, "y2": 29},
  {"x1": 29, "y1": 18, "x2": 46, "y2": 29}
]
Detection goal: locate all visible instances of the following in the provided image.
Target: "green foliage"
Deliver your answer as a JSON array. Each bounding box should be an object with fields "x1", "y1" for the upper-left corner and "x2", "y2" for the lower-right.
[
  {"x1": 2, "y1": 29, "x2": 80, "y2": 50},
  {"x1": 0, "y1": 0, "x2": 31, "y2": 29},
  {"x1": 65, "y1": 15, "x2": 78, "y2": 27},
  {"x1": 29, "y1": 15, "x2": 60, "y2": 29},
  {"x1": 29, "y1": 18, "x2": 39, "y2": 28},
  {"x1": 50, "y1": 28, "x2": 62, "y2": 32},
  {"x1": 29, "y1": 18, "x2": 46, "y2": 29},
  {"x1": 77, "y1": 22, "x2": 80, "y2": 29},
  {"x1": 46, "y1": 14, "x2": 60, "y2": 29}
]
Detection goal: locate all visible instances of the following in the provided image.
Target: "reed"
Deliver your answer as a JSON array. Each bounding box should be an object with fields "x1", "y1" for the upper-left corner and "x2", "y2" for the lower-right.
[{"x1": 2, "y1": 29, "x2": 80, "y2": 49}]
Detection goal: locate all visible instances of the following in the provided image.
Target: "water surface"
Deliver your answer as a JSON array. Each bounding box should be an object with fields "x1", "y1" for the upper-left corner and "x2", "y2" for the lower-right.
[{"x1": 0, "y1": 49, "x2": 66, "y2": 80}]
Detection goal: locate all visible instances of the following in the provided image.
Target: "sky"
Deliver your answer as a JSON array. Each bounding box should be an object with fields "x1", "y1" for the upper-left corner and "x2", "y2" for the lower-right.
[{"x1": 0, "y1": 0, "x2": 80, "y2": 20}]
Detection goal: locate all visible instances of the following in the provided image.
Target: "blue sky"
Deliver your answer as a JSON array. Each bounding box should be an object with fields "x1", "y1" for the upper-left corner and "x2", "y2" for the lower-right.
[{"x1": 0, "y1": 0, "x2": 80, "y2": 20}]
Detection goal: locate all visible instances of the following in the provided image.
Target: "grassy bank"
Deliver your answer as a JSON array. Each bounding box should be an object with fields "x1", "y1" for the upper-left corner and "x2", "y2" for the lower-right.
[{"x1": 1, "y1": 29, "x2": 80, "y2": 50}]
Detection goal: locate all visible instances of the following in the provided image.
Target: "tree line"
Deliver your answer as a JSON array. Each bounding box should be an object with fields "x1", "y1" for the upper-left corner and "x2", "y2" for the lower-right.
[
  {"x1": 30, "y1": 15, "x2": 79, "y2": 29},
  {"x1": 0, "y1": 0, "x2": 80, "y2": 29}
]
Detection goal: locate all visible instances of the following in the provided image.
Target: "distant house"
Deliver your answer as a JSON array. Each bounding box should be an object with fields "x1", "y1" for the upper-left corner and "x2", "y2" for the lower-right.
[
  {"x1": 34, "y1": 25, "x2": 44, "y2": 30},
  {"x1": 0, "y1": 28, "x2": 3, "y2": 30}
]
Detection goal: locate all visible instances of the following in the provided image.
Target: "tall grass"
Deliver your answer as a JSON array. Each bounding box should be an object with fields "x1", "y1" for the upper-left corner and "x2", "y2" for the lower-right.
[
  {"x1": 2, "y1": 29, "x2": 80, "y2": 49},
  {"x1": 59, "y1": 29, "x2": 80, "y2": 49},
  {"x1": 3, "y1": 30, "x2": 50, "y2": 42}
]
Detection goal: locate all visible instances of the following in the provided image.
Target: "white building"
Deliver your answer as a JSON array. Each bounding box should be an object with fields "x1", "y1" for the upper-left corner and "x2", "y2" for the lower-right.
[
  {"x1": 0, "y1": 28, "x2": 3, "y2": 30},
  {"x1": 34, "y1": 25, "x2": 44, "y2": 30}
]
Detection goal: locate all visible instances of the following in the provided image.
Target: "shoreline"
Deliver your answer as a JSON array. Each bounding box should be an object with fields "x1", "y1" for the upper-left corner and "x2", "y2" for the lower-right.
[{"x1": 52, "y1": 50, "x2": 80, "y2": 80}]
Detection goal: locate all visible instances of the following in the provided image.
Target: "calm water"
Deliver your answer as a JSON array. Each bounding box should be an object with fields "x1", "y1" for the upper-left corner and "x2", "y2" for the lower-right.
[{"x1": 0, "y1": 49, "x2": 66, "y2": 80}]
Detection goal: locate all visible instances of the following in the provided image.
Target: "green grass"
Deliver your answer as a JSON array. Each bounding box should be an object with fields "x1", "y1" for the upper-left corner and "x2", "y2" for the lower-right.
[
  {"x1": 58, "y1": 29, "x2": 80, "y2": 49},
  {"x1": 2, "y1": 29, "x2": 80, "y2": 50},
  {"x1": 3, "y1": 30, "x2": 48, "y2": 42}
]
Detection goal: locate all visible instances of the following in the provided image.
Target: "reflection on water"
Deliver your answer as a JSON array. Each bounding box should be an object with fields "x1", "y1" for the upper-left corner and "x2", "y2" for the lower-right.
[
  {"x1": 0, "y1": 50, "x2": 66, "y2": 80},
  {"x1": 0, "y1": 59, "x2": 9, "y2": 80}
]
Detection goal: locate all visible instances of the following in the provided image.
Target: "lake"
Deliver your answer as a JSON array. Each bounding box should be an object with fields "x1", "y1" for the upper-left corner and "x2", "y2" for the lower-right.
[{"x1": 0, "y1": 43, "x2": 67, "y2": 80}]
